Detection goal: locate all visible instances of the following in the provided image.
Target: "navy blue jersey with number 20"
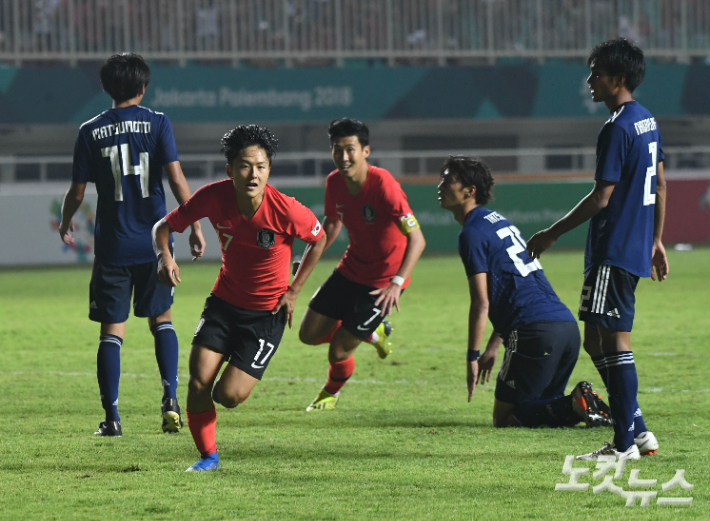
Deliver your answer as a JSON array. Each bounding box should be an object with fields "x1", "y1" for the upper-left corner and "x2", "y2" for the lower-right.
[
  {"x1": 72, "y1": 105, "x2": 178, "y2": 266},
  {"x1": 586, "y1": 101, "x2": 664, "y2": 278},
  {"x1": 459, "y1": 207, "x2": 575, "y2": 340}
]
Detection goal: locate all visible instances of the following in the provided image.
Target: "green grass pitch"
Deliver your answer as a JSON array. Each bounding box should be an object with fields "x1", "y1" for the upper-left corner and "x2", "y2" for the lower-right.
[{"x1": 0, "y1": 250, "x2": 707, "y2": 520}]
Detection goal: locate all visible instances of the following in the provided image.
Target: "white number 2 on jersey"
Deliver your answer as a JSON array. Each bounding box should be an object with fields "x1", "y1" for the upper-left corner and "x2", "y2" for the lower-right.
[
  {"x1": 496, "y1": 225, "x2": 542, "y2": 277},
  {"x1": 643, "y1": 142, "x2": 657, "y2": 206},
  {"x1": 101, "y1": 143, "x2": 149, "y2": 202}
]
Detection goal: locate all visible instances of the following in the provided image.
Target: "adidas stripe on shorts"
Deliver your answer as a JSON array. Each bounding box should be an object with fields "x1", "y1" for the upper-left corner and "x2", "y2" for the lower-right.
[{"x1": 578, "y1": 264, "x2": 639, "y2": 332}]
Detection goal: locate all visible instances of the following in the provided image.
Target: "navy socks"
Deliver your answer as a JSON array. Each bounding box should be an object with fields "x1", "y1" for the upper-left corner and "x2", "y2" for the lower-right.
[
  {"x1": 603, "y1": 352, "x2": 639, "y2": 451},
  {"x1": 592, "y1": 354, "x2": 647, "y2": 437},
  {"x1": 152, "y1": 322, "x2": 179, "y2": 402},
  {"x1": 97, "y1": 334, "x2": 123, "y2": 422}
]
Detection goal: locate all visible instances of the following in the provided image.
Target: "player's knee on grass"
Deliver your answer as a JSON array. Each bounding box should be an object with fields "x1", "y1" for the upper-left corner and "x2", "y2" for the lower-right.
[{"x1": 492, "y1": 400, "x2": 518, "y2": 428}]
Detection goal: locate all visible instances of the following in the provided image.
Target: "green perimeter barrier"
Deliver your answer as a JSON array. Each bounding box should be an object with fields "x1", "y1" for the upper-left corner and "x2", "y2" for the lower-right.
[{"x1": 280, "y1": 181, "x2": 593, "y2": 256}]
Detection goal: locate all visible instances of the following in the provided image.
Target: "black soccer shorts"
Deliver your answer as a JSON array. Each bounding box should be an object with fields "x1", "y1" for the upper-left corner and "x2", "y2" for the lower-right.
[
  {"x1": 578, "y1": 264, "x2": 639, "y2": 332},
  {"x1": 494, "y1": 321, "x2": 581, "y2": 405},
  {"x1": 193, "y1": 294, "x2": 286, "y2": 380},
  {"x1": 89, "y1": 259, "x2": 174, "y2": 323},
  {"x1": 308, "y1": 269, "x2": 402, "y2": 340}
]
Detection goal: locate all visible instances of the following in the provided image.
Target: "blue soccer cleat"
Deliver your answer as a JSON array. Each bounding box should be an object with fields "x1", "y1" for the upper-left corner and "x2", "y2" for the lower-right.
[{"x1": 185, "y1": 452, "x2": 220, "y2": 472}]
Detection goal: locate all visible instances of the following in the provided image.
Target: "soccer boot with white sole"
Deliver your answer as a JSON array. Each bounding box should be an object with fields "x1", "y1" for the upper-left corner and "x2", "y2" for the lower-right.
[
  {"x1": 371, "y1": 320, "x2": 392, "y2": 359},
  {"x1": 185, "y1": 453, "x2": 219, "y2": 472},
  {"x1": 571, "y1": 381, "x2": 613, "y2": 428},
  {"x1": 634, "y1": 431, "x2": 659, "y2": 456},
  {"x1": 306, "y1": 389, "x2": 339, "y2": 411},
  {"x1": 94, "y1": 420, "x2": 122, "y2": 437},
  {"x1": 161, "y1": 398, "x2": 184, "y2": 433},
  {"x1": 576, "y1": 442, "x2": 640, "y2": 461}
]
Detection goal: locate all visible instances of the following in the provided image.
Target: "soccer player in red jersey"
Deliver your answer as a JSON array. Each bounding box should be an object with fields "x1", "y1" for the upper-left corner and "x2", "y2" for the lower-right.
[
  {"x1": 298, "y1": 118, "x2": 426, "y2": 411},
  {"x1": 152, "y1": 125, "x2": 327, "y2": 471}
]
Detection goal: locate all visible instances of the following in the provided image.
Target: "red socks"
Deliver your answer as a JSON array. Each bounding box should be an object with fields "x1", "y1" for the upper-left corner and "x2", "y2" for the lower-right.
[
  {"x1": 323, "y1": 357, "x2": 355, "y2": 396},
  {"x1": 186, "y1": 407, "x2": 217, "y2": 457},
  {"x1": 316, "y1": 321, "x2": 342, "y2": 345}
]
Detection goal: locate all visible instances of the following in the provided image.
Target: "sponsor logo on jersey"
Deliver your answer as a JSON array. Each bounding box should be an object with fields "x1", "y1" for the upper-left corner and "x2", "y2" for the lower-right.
[
  {"x1": 311, "y1": 221, "x2": 322, "y2": 237},
  {"x1": 256, "y1": 228, "x2": 276, "y2": 249},
  {"x1": 362, "y1": 204, "x2": 376, "y2": 223}
]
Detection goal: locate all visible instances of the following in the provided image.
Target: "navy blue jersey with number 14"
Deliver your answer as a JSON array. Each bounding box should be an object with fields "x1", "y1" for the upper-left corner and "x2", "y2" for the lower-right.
[
  {"x1": 586, "y1": 101, "x2": 664, "y2": 277},
  {"x1": 459, "y1": 207, "x2": 575, "y2": 340},
  {"x1": 72, "y1": 105, "x2": 178, "y2": 266}
]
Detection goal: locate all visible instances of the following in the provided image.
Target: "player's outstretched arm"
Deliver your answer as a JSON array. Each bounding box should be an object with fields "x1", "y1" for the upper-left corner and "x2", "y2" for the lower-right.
[
  {"x1": 152, "y1": 217, "x2": 181, "y2": 287},
  {"x1": 273, "y1": 233, "x2": 328, "y2": 328},
  {"x1": 164, "y1": 162, "x2": 206, "y2": 260},
  {"x1": 466, "y1": 273, "x2": 489, "y2": 403},
  {"x1": 527, "y1": 180, "x2": 615, "y2": 260},
  {"x1": 371, "y1": 227, "x2": 426, "y2": 316},
  {"x1": 58, "y1": 182, "x2": 86, "y2": 245},
  {"x1": 651, "y1": 160, "x2": 669, "y2": 281}
]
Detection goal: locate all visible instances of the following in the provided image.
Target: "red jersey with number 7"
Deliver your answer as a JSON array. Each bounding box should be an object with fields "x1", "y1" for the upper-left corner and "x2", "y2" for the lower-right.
[
  {"x1": 166, "y1": 179, "x2": 323, "y2": 311},
  {"x1": 324, "y1": 165, "x2": 416, "y2": 289}
]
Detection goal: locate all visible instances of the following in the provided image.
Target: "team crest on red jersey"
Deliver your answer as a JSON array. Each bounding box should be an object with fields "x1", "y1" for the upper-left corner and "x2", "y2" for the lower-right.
[
  {"x1": 256, "y1": 228, "x2": 276, "y2": 249},
  {"x1": 362, "y1": 204, "x2": 376, "y2": 223}
]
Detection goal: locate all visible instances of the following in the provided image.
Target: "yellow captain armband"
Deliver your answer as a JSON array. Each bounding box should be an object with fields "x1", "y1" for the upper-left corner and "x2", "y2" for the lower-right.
[{"x1": 397, "y1": 212, "x2": 420, "y2": 235}]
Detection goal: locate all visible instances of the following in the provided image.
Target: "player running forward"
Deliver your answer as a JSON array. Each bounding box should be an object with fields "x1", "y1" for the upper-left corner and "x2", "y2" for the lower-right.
[
  {"x1": 527, "y1": 38, "x2": 668, "y2": 460},
  {"x1": 59, "y1": 53, "x2": 206, "y2": 437},
  {"x1": 438, "y1": 156, "x2": 612, "y2": 429},
  {"x1": 298, "y1": 118, "x2": 426, "y2": 411},
  {"x1": 153, "y1": 125, "x2": 327, "y2": 472}
]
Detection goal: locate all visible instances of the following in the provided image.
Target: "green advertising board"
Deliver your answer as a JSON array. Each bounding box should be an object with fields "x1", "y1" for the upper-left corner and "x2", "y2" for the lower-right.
[{"x1": 280, "y1": 181, "x2": 593, "y2": 257}]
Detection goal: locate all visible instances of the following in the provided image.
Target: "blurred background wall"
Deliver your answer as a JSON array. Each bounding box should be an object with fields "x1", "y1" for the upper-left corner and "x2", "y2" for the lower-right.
[{"x1": 1, "y1": 0, "x2": 709, "y2": 265}]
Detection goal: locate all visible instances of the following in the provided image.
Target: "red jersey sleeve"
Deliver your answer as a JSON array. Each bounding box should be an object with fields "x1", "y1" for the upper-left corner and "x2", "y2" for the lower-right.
[
  {"x1": 166, "y1": 183, "x2": 215, "y2": 233},
  {"x1": 287, "y1": 198, "x2": 324, "y2": 244},
  {"x1": 380, "y1": 175, "x2": 413, "y2": 223}
]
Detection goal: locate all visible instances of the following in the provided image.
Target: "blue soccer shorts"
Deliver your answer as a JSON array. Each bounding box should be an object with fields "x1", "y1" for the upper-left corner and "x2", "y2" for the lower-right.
[
  {"x1": 89, "y1": 259, "x2": 174, "y2": 324},
  {"x1": 495, "y1": 321, "x2": 581, "y2": 405},
  {"x1": 578, "y1": 264, "x2": 639, "y2": 332}
]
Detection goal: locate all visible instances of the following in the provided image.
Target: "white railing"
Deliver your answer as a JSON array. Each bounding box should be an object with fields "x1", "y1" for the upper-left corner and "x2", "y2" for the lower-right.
[
  {"x1": 3, "y1": 146, "x2": 710, "y2": 183},
  {"x1": 1, "y1": 0, "x2": 709, "y2": 66}
]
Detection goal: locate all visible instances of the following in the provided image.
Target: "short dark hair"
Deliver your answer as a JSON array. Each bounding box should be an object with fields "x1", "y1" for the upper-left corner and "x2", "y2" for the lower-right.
[
  {"x1": 588, "y1": 38, "x2": 645, "y2": 93},
  {"x1": 440, "y1": 156, "x2": 495, "y2": 206},
  {"x1": 100, "y1": 53, "x2": 151, "y2": 103},
  {"x1": 328, "y1": 118, "x2": 369, "y2": 147},
  {"x1": 221, "y1": 125, "x2": 279, "y2": 165}
]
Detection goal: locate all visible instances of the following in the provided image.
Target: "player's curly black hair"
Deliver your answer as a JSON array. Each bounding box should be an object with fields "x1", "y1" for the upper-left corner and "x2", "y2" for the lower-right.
[
  {"x1": 100, "y1": 53, "x2": 151, "y2": 103},
  {"x1": 588, "y1": 38, "x2": 645, "y2": 93},
  {"x1": 327, "y1": 118, "x2": 369, "y2": 147},
  {"x1": 221, "y1": 125, "x2": 279, "y2": 165},
  {"x1": 440, "y1": 156, "x2": 495, "y2": 206}
]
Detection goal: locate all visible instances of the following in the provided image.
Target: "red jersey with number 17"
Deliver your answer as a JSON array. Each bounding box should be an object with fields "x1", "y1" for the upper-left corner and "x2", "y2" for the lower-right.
[
  {"x1": 324, "y1": 165, "x2": 413, "y2": 289},
  {"x1": 166, "y1": 179, "x2": 323, "y2": 311}
]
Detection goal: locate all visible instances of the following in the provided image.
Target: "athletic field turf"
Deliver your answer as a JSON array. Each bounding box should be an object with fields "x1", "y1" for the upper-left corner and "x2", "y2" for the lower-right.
[{"x1": 0, "y1": 250, "x2": 707, "y2": 520}]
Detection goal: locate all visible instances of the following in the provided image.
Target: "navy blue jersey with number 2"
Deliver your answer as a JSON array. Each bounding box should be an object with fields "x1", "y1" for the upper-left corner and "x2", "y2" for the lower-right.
[
  {"x1": 586, "y1": 101, "x2": 664, "y2": 277},
  {"x1": 459, "y1": 207, "x2": 575, "y2": 340},
  {"x1": 72, "y1": 105, "x2": 178, "y2": 266}
]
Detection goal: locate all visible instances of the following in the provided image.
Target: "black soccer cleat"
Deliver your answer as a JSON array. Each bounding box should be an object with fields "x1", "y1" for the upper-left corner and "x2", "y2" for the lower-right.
[
  {"x1": 161, "y1": 398, "x2": 184, "y2": 433},
  {"x1": 571, "y1": 381, "x2": 613, "y2": 428},
  {"x1": 94, "y1": 420, "x2": 122, "y2": 437}
]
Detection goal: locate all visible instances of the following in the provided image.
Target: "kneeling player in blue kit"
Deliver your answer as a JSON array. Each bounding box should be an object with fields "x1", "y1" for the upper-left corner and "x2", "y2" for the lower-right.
[{"x1": 438, "y1": 156, "x2": 611, "y2": 429}]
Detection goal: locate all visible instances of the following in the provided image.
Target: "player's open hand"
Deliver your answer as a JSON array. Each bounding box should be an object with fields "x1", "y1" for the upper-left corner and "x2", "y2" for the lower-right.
[
  {"x1": 526, "y1": 229, "x2": 556, "y2": 260},
  {"x1": 58, "y1": 220, "x2": 75, "y2": 245},
  {"x1": 467, "y1": 360, "x2": 479, "y2": 402},
  {"x1": 189, "y1": 227, "x2": 206, "y2": 261},
  {"x1": 650, "y1": 241, "x2": 669, "y2": 281},
  {"x1": 157, "y1": 254, "x2": 181, "y2": 287},
  {"x1": 476, "y1": 348, "x2": 497, "y2": 385},
  {"x1": 370, "y1": 283, "x2": 402, "y2": 316},
  {"x1": 273, "y1": 287, "x2": 298, "y2": 328}
]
